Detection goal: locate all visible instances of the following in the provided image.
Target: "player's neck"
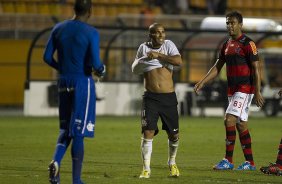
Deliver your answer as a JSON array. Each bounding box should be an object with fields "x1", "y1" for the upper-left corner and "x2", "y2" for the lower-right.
[
  {"x1": 73, "y1": 14, "x2": 89, "y2": 23},
  {"x1": 148, "y1": 41, "x2": 161, "y2": 49},
  {"x1": 231, "y1": 33, "x2": 242, "y2": 40}
]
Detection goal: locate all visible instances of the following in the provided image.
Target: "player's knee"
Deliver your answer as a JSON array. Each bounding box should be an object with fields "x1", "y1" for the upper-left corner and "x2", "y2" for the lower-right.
[
  {"x1": 143, "y1": 130, "x2": 155, "y2": 139},
  {"x1": 224, "y1": 115, "x2": 236, "y2": 126},
  {"x1": 236, "y1": 122, "x2": 248, "y2": 132},
  {"x1": 57, "y1": 129, "x2": 71, "y2": 144},
  {"x1": 168, "y1": 134, "x2": 179, "y2": 142}
]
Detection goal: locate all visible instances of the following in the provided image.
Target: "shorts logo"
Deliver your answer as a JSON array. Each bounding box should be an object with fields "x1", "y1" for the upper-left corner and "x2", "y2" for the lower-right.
[
  {"x1": 245, "y1": 107, "x2": 249, "y2": 113},
  {"x1": 141, "y1": 119, "x2": 147, "y2": 127},
  {"x1": 87, "y1": 122, "x2": 95, "y2": 132},
  {"x1": 75, "y1": 119, "x2": 82, "y2": 130},
  {"x1": 232, "y1": 109, "x2": 238, "y2": 113},
  {"x1": 75, "y1": 119, "x2": 82, "y2": 124}
]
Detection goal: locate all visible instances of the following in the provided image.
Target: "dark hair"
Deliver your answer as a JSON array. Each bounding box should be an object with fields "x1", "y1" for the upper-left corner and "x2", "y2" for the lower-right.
[
  {"x1": 74, "y1": 0, "x2": 92, "y2": 16},
  {"x1": 148, "y1": 23, "x2": 164, "y2": 33},
  {"x1": 226, "y1": 11, "x2": 243, "y2": 23}
]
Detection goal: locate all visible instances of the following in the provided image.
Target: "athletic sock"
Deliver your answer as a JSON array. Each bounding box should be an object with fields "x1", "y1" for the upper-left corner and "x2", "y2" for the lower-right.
[
  {"x1": 168, "y1": 139, "x2": 179, "y2": 165},
  {"x1": 275, "y1": 138, "x2": 282, "y2": 168},
  {"x1": 53, "y1": 130, "x2": 71, "y2": 166},
  {"x1": 239, "y1": 129, "x2": 254, "y2": 166},
  {"x1": 225, "y1": 125, "x2": 236, "y2": 163},
  {"x1": 141, "y1": 137, "x2": 153, "y2": 171},
  {"x1": 71, "y1": 136, "x2": 84, "y2": 184}
]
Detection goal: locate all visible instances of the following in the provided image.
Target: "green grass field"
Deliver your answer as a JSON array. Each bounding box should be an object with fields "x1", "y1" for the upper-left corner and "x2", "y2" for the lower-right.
[{"x1": 0, "y1": 116, "x2": 281, "y2": 184}]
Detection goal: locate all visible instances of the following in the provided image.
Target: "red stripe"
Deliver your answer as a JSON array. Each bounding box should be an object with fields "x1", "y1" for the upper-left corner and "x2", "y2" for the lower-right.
[
  {"x1": 227, "y1": 65, "x2": 251, "y2": 77},
  {"x1": 239, "y1": 94, "x2": 248, "y2": 118},
  {"x1": 226, "y1": 146, "x2": 235, "y2": 151},
  {"x1": 277, "y1": 155, "x2": 282, "y2": 160},
  {"x1": 243, "y1": 148, "x2": 253, "y2": 154},
  {"x1": 227, "y1": 85, "x2": 255, "y2": 96},
  {"x1": 225, "y1": 156, "x2": 233, "y2": 163},
  {"x1": 241, "y1": 139, "x2": 251, "y2": 144},
  {"x1": 240, "y1": 95, "x2": 249, "y2": 118},
  {"x1": 279, "y1": 144, "x2": 282, "y2": 149},
  {"x1": 226, "y1": 126, "x2": 236, "y2": 131},
  {"x1": 240, "y1": 130, "x2": 249, "y2": 137},
  {"x1": 227, "y1": 135, "x2": 236, "y2": 141}
]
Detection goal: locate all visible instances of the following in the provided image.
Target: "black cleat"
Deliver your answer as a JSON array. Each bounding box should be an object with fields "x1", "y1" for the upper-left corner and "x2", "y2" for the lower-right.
[
  {"x1": 48, "y1": 160, "x2": 60, "y2": 183},
  {"x1": 260, "y1": 163, "x2": 282, "y2": 176}
]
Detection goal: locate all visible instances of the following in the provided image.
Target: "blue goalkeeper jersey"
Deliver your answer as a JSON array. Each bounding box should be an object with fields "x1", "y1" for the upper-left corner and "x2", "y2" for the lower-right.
[
  {"x1": 43, "y1": 19, "x2": 104, "y2": 138},
  {"x1": 43, "y1": 19, "x2": 104, "y2": 77}
]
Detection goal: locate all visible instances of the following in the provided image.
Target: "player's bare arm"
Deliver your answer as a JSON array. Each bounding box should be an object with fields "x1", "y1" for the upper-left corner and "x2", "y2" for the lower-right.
[
  {"x1": 194, "y1": 59, "x2": 225, "y2": 95},
  {"x1": 147, "y1": 51, "x2": 182, "y2": 66},
  {"x1": 252, "y1": 61, "x2": 265, "y2": 107}
]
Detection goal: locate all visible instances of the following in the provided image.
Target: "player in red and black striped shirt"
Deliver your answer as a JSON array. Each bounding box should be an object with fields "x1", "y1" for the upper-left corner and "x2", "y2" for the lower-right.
[
  {"x1": 260, "y1": 89, "x2": 282, "y2": 176},
  {"x1": 194, "y1": 11, "x2": 264, "y2": 170}
]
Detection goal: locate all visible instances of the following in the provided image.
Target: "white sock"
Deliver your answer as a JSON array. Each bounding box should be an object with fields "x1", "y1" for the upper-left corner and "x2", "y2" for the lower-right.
[
  {"x1": 141, "y1": 137, "x2": 153, "y2": 171},
  {"x1": 168, "y1": 139, "x2": 179, "y2": 165}
]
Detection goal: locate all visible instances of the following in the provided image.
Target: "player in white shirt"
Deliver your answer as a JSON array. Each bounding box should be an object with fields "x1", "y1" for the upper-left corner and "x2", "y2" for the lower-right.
[{"x1": 132, "y1": 23, "x2": 182, "y2": 178}]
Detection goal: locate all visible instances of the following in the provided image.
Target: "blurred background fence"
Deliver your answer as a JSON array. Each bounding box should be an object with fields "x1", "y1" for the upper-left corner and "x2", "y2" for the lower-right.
[{"x1": 1, "y1": 0, "x2": 282, "y2": 116}]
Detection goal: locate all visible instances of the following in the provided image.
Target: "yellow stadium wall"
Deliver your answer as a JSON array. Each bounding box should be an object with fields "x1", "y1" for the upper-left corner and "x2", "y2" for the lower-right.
[{"x1": 0, "y1": 40, "x2": 31, "y2": 106}]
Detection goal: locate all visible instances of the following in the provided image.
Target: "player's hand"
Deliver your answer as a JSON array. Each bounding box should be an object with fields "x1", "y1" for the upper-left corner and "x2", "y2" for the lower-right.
[
  {"x1": 92, "y1": 65, "x2": 106, "y2": 79},
  {"x1": 254, "y1": 92, "x2": 265, "y2": 107},
  {"x1": 147, "y1": 51, "x2": 159, "y2": 60},
  {"x1": 194, "y1": 82, "x2": 204, "y2": 95}
]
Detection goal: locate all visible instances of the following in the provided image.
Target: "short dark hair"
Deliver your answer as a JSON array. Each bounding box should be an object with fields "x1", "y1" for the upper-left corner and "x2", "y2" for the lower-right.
[
  {"x1": 226, "y1": 11, "x2": 243, "y2": 23},
  {"x1": 148, "y1": 23, "x2": 164, "y2": 33},
  {"x1": 74, "y1": 0, "x2": 92, "y2": 16}
]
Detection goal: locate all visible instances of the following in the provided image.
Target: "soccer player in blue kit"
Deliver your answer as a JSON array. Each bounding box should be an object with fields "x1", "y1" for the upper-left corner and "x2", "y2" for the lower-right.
[{"x1": 43, "y1": 0, "x2": 105, "y2": 183}]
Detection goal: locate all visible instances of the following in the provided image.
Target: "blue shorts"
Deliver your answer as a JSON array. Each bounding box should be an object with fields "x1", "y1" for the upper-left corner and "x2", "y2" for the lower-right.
[{"x1": 58, "y1": 76, "x2": 96, "y2": 138}]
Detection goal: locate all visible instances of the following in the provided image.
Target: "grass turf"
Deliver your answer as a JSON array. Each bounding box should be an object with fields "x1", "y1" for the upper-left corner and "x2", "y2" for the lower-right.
[{"x1": 0, "y1": 116, "x2": 281, "y2": 184}]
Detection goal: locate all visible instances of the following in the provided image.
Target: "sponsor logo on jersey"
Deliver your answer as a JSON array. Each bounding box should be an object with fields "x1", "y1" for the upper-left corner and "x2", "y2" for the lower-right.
[{"x1": 235, "y1": 47, "x2": 241, "y2": 54}]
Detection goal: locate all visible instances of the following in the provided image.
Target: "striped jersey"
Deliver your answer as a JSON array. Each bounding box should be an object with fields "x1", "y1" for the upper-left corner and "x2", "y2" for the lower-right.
[{"x1": 219, "y1": 34, "x2": 259, "y2": 96}]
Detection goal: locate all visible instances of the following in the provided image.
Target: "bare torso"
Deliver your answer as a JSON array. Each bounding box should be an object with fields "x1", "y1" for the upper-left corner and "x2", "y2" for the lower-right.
[{"x1": 144, "y1": 67, "x2": 174, "y2": 93}]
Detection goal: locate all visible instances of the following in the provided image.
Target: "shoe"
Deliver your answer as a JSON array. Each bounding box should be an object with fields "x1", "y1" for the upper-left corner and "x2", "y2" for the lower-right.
[
  {"x1": 48, "y1": 160, "x2": 60, "y2": 184},
  {"x1": 169, "y1": 164, "x2": 180, "y2": 177},
  {"x1": 260, "y1": 163, "x2": 282, "y2": 176},
  {"x1": 213, "y1": 158, "x2": 234, "y2": 170},
  {"x1": 236, "y1": 161, "x2": 256, "y2": 170},
  {"x1": 139, "y1": 170, "x2": 150, "y2": 179}
]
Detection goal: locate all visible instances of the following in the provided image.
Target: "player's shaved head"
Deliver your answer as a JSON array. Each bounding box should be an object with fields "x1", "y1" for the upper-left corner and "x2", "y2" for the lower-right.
[
  {"x1": 149, "y1": 23, "x2": 164, "y2": 33},
  {"x1": 74, "y1": 0, "x2": 92, "y2": 16}
]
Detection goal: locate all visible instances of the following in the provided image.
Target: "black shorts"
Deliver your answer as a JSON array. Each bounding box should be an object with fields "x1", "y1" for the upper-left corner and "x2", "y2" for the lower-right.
[{"x1": 141, "y1": 91, "x2": 179, "y2": 135}]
